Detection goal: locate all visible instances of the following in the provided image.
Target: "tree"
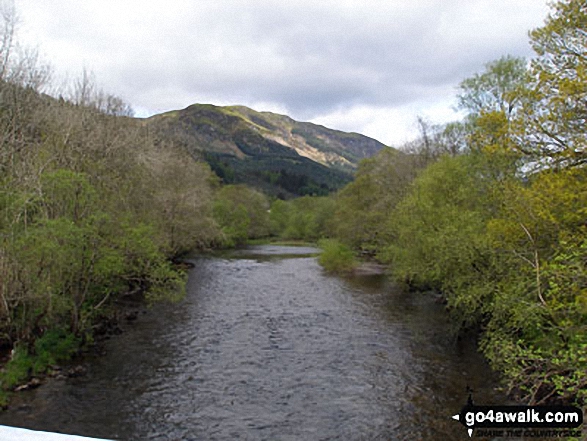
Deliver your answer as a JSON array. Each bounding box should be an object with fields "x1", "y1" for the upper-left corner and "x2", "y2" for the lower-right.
[
  {"x1": 0, "y1": 1, "x2": 227, "y2": 401},
  {"x1": 331, "y1": 147, "x2": 427, "y2": 253},
  {"x1": 278, "y1": 196, "x2": 335, "y2": 241},
  {"x1": 0, "y1": 0, "x2": 17, "y2": 82},
  {"x1": 142, "y1": 145, "x2": 220, "y2": 256},
  {"x1": 269, "y1": 199, "x2": 291, "y2": 236},
  {"x1": 455, "y1": 56, "x2": 529, "y2": 168},
  {"x1": 457, "y1": 55, "x2": 527, "y2": 119},
  {"x1": 213, "y1": 185, "x2": 270, "y2": 246},
  {"x1": 513, "y1": 0, "x2": 587, "y2": 168},
  {"x1": 383, "y1": 154, "x2": 495, "y2": 319},
  {"x1": 483, "y1": 167, "x2": 587, "y2": 404}
]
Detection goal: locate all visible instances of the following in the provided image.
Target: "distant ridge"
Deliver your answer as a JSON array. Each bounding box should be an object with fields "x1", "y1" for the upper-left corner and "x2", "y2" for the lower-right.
[{"x1": 145, "y1": 104, "x2": 390, "y2": 197}]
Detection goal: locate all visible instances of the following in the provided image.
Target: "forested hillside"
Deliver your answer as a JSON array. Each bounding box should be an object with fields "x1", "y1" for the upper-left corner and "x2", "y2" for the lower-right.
[{"x1": 146, "y1": 104, "x2": 386, "y2": 197}]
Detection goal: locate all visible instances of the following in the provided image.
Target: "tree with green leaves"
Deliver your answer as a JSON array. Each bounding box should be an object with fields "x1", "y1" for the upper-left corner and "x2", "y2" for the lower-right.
[
  {"x1": 513, "y1": 0, "x2": 587, "y2": 168},
  {"x1": 382, "y1": 154, "x2": 497, "y2": 324},
  {"x1": 482, "y1": 166, "x2": 587, "y2": 404},
  {"x1": 269, "y1": 196, "x2": 336, "y2": 241},
  {"x1": 458, "y1": 55, "x2": 527, "y2": 119},
  {"x1": 213, "y1": 185, "x2": 270, "y2": 247}
]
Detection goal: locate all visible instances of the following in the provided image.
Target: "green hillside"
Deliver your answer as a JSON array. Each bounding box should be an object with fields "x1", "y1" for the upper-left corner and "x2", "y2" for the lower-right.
[{"x1": 145, "y1": 104, "x2": 388, "y2": 197}]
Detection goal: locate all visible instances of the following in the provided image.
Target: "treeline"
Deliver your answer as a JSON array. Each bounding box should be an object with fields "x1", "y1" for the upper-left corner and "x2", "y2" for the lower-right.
[
  {"x1": 275, "y1": 0, "x2": 586, "y2": 406},
  {"x1": 0, "y1": 5, "x2": 271, "y2": 402}
]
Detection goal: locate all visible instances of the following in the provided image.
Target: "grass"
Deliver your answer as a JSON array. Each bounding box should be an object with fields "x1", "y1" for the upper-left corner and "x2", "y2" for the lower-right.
[{"x1": 0, "y1": 329, "x2": 80, "y2": 408}]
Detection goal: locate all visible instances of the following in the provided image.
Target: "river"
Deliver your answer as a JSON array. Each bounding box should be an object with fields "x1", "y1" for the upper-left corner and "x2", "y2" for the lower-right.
[{"x1": 0, "y1": 245, "x2": 504, "y2": 440}]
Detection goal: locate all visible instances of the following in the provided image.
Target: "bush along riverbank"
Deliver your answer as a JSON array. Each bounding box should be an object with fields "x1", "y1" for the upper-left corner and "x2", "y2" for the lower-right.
[
  {"x1": 0, "y1": 284, "x2": 172, "y2": 408},
  {"x1": 0, "y1": 275, "x2": 184, "y2": 408},
  {"x1": 317, "y1": 239, "x2": 357, "y2": 274}
]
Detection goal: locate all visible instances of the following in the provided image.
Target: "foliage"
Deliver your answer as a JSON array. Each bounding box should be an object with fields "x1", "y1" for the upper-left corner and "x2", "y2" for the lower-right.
[
  {"x1": 204, "y1": 153, "x2": 351, "y2": 199},
  {"x1": 0, "y1": 329, "x2": 80, "y2": 405},
  {"x1": 317, "y1": 239, "x2": 357, "y2": 274},
  {"x1": 512, "y1": 0, "x2": 587, "y2": 168},
  {"x1": 481, "y1": 168, "x2": 587, "y2": 404},
  {"x1": 0, "y1": 346, "x2": 33, "y2": 392},
  {"x1": 382, "y1": 154, "x2": 498, "y2": 326},
  {"x1": 269, "y1": 196, "x2": 336, "y2": 242},
  {"x1": 329, "y1": 124, "x2": 461, "y2": 255},
  {"x1": 145, "y1": 148, "x2": 220, "y2": 256},
  {"x1": 32, "y1": 329, "x2": 79, "y2": 375},
  {"x1": 213, "y1": 185, "x2": 270, "y2": 247},
  {"x1": 320, "y1": 0, "x2": 587, "y2": 406},
  {"x1": 457, "y1": 55, "x2": 527, "y2": 118},
  {"x1": 330, "y1": 148, "x2": 415, "y2": 253},
  {"x1": 0, "y1": 1, "x2": 231, "y2": 400}
]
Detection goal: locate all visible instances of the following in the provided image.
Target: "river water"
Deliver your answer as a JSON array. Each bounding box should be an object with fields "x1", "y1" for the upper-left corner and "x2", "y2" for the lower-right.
[{"x1": 0, "y1": 245, "x2": 504, "y2": 440}]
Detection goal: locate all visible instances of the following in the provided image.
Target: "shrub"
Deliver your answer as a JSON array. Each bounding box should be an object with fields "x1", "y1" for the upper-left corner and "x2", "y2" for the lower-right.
[{"x1": 317, "y1": 239, "x2": 357, "y2": 273}]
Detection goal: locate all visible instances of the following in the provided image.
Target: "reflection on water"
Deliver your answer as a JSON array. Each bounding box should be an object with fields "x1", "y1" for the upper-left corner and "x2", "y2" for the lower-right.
[{"x1": 0, "y1": 246, "x2": 504, "y2": 440}]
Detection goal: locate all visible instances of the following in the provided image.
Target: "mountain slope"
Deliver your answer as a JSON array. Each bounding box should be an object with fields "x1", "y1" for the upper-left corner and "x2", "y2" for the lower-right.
[
  {"x1": 226, "y1": 105, "x2": 386, "y2": 169},
  {"x1": 145, "y1": 104, "x2": 389, "y2": 197}
]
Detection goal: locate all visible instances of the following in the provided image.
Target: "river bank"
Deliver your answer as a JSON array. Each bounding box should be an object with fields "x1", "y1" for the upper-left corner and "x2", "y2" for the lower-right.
[{"x1": 0, "y1": 284, "x2": 164, "y2": 409}]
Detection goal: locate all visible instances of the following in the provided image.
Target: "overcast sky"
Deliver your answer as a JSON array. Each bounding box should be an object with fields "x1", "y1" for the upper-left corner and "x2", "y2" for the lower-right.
[{"x1": 17, "y1": 0, "x2": 550, "y2": 146}]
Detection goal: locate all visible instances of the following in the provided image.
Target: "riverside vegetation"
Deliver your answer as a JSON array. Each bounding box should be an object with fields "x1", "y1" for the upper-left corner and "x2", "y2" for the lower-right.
[
  {"x1": 271, "y1": 0, "x2": 587, "y2": 407},
  {"x1": 0, "y1": 0, "x2": 584, "y2": 412},
  {"x1": 320, "y1": 0, "x2": 587, "y2": 405},
  {"x1": 0, "y1": 6, "x2": 275, "y2": 404}
]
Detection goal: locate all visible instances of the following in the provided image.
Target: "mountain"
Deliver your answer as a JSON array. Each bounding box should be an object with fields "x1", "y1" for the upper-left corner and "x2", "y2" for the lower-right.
[{"x1": 145, "y1": 104, "x2": 388, "y2": 198}]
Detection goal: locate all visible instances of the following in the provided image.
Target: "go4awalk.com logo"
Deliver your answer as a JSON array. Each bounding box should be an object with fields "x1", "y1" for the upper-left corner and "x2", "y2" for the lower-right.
[{"x1": 451, "y1": 397, "x2": 583, "y2": 438}]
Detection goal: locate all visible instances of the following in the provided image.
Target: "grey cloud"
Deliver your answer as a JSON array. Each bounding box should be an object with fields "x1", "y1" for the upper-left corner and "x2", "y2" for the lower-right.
[{"x1": 22, "y1": 0, "x2": 549, "y2": 121}]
